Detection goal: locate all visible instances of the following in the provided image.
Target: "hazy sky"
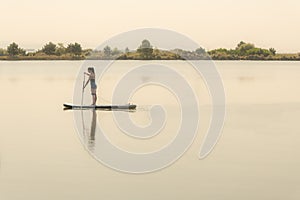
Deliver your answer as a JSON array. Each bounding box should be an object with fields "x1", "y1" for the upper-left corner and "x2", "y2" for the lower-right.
[{"x1": 1, "y1": 0, "x2": 299, "y2": 52}]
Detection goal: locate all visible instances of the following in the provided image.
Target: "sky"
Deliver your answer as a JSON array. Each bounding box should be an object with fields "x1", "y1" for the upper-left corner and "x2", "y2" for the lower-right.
[{"x1": 0, "y1": 0, "x2": 299, "y2": 53}]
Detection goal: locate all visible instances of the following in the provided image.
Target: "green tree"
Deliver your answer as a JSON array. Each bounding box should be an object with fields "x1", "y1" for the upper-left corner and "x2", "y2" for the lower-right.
[
  {"x1": 236, "y1": 42, "x2": 255, "y2": 56},
  {"x1": 67, "y1": 43, "x2": 82, "y2": 56},
  {"x1": 208, "y1": 48, "x2": 229, "y2": 55},
  {"x1": 261, "y1": 49, "x2": 271, "y2": 57},
  {"x1": 125, "y1": 47, "x2": 130, "y2": 53},
  {"x1": 42, "y1": 42, "x2": 57, "y2": 55},
  {"x1": 246, "y1": 48, "x2": 262, "y2": 55},
  {"x1": 246, "y1": 48, "x2": 271, "y2": 57},
  {"x1": 237, "y1": 41, "x2": 246, "y2": 48},
  {"x1": 195, "y1": 47, "x2": 206, "y2": 55},
  {"x1": 140, "y1": 39, "x2": 151, "y2": 49},
  {"x1": 7, "y1": 42, "x2": 20, "y2": 56},
  {"x1": 112, "y1": 47, "x2": 121, "y2": 56},
  {"x1": 103, "y1": 46, "x2": 112, "y2": 56},
  {"x1": 18, "y1": 48, "x2": 26, "y2": 56},
  {"x1": 208, "y1": 48, "x2": 233, "y2": 60},
  {"x1": 55, "y1": 43, "x2": 66, "y2": 56},
  {"x1": 137, "y1": 39, "x2": 153, "y2": 59},
  {"x1": 269, "y1": 48, "x2": 276, "y2": 55}
]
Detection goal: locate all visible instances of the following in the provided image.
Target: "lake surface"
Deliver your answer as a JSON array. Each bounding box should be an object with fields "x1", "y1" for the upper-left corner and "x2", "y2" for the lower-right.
[{"x1": 0, "y1": 61, "x2": 299, "y2": 200}]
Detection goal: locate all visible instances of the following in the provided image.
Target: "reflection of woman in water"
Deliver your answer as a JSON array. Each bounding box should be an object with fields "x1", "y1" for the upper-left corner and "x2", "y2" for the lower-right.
[
  {"x1": 83, "y1": 67, "x2": 97, "y2": 105},
  {"x1": 87, "y1": 110, "x2": 97, "y2": 151},
  {"x1": 90, "y1": 110, "x2": 96, "y2": 141}
]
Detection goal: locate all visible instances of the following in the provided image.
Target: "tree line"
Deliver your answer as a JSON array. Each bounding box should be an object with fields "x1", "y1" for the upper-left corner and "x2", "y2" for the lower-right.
[
  {"x1": 0, "y1": 40, "x2": 299, "y2": 60},
  {"x1": 208, "y1": 41, "x2": 278, "y2": 60},
  {"x1": 0, "y1": 42, "x2": 85, "y2": 57},
  {"x1": 89, "y1": 40, "x2": 209, "y2": 60}
]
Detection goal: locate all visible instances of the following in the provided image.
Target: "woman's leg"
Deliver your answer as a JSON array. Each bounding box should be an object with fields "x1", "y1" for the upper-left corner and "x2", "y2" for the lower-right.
[
  {"x1": 92, "y1": 94, "x2": 97, "y2": 105},
  {"x1": 91, "y1": 88, "x2": 97, "y2": 105}
]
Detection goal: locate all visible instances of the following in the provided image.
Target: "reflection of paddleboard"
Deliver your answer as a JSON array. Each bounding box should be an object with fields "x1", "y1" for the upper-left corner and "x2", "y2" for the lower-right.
[{"x1": 63, "y1": 103, "x2": 137, "y2": 110}]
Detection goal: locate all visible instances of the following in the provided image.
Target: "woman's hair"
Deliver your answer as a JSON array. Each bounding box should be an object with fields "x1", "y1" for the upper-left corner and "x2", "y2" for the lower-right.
[{"x1": 88, "y1": 67, "x2": 95, "y2": 73}]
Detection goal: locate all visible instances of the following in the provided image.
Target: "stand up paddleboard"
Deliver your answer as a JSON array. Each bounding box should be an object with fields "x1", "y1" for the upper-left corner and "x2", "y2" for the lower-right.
[{"x1": 63, "y1": 103, "x2": 136, "y2": 110}]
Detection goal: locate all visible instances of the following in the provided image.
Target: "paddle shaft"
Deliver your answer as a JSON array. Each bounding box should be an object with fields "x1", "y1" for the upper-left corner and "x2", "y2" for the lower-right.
[{"x1": 81, "y1": 74, "x2": 85, "y2": 106}]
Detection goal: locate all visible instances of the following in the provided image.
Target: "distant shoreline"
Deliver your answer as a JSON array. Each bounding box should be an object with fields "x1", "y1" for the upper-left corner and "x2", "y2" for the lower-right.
[
  {"x1": 0, "y1": 55, "x2": 299, "y2": 61},
  {"x1": 1, "y1": 40, "x2": 299, "y2": 61}
]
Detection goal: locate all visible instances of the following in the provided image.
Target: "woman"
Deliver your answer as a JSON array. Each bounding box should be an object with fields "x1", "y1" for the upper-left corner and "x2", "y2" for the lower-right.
[{"x1": 83, "y1": 67, "x2": 97, "y2": 105}]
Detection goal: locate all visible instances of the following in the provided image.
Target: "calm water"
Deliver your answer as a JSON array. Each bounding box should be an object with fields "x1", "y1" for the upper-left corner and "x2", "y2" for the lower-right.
[{"x1": 0, "y1": 61, "x2": 299, "y2": 200}]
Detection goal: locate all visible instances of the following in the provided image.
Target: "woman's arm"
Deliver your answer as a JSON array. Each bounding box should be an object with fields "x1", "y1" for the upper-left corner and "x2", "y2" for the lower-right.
[
  {"x1": 83, "y1": 79, "x2": 90, "y2": 89},
  {"x1": 83, "y1": 72, "x2": 91, "y2": 89}
]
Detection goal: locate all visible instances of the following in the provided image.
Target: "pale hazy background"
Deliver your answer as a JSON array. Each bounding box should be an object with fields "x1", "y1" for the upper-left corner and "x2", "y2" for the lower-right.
[{"x1": 0, "y1": 0, "x2": 299, "y2": 52}]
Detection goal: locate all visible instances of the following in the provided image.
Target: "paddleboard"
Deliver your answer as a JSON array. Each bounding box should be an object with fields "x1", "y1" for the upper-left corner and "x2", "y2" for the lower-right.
[{"x1": 63, "y1": 103, "x2": 136, "y2": 110}]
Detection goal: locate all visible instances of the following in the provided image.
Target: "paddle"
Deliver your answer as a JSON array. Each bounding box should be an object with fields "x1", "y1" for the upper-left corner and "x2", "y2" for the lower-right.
[{"x1": 81, "y1": 74, "x2": 85, "y2": 107}]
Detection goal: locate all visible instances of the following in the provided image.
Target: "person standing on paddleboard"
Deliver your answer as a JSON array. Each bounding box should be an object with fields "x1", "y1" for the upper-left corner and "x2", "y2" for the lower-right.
[{"x1": 83, "y1": 67, "x2": 97, "y2": 105}]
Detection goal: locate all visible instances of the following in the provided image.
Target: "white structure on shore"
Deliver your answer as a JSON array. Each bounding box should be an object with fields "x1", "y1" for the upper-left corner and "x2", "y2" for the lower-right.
[{"x1": 25, "y1": 49, "x2": 37, "y2": 54}]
